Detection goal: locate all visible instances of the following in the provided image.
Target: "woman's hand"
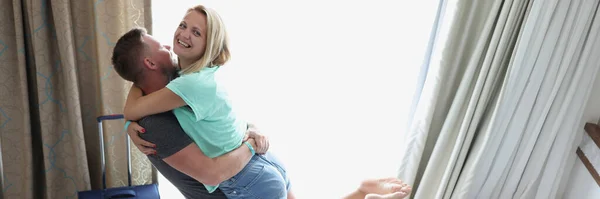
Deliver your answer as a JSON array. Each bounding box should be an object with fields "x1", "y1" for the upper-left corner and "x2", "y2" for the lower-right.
[{"x1": 127, "y1": 121, "x2": 156, "y2": 155}]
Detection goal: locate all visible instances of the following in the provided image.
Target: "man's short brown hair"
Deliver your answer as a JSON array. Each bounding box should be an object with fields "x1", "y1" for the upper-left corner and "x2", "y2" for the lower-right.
[{"x1": 111, "y1": 27, "x2": 148, "y2": 84}]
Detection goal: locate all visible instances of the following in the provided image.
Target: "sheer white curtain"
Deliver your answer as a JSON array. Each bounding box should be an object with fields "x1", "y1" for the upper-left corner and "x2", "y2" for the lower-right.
[
  {"x1": 463, "y1": 0, "x2": 600, "y2": 198},
  {"x1": 399, "y1": 0, "x2": 600, "y2": 198},
  {"x1": 151, "y1": 1, "x2": 439, "y2": 198}
]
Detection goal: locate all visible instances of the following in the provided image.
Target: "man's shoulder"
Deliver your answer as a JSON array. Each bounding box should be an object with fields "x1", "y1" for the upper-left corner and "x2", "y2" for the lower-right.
[
  {"x1": 138, "y1": 111, "x2": 178, "y2": 126},
  {"x1": 137, "y1": 111, "x2": 183, "y2": 135},
  {"x1": 137, "y1": 111, "x2": 193, "y2": 158}
]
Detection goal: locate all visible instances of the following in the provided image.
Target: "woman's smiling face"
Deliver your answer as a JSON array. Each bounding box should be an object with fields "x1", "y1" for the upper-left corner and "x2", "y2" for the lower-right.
[{"x1": 173, "y1": 10, "x2": 208, "y2": 65}]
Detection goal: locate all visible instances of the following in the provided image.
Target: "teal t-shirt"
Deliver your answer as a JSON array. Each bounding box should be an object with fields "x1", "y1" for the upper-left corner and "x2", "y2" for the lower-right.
[{"x1": 165, "y1": 66, "x2": 247, "y2": 193}]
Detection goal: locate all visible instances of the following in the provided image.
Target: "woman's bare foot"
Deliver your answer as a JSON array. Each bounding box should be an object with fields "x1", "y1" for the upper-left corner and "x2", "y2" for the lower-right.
[
  {"x1": 365, "y1": 191, "x2": 410, "y2": 199},
  {"x1": 359, "y1": 177, "x2": 411, "y2": 199},
  {"x1": 343, "y1": 177, "x2": 412, "y2": 199},
  {"x1": 359, "y1": 177, "x2": 411, "y2": 195}
]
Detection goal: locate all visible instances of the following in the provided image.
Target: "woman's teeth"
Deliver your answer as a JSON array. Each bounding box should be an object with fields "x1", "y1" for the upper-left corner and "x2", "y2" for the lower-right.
[{"x1": 177, "y1": 40, "x2": 190, "y2": 48}]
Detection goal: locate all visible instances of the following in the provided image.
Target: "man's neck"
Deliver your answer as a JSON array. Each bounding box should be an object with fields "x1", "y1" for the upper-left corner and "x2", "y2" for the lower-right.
[
  {"x1": 138, "y1": 74, "x2": 169, "y2": 95},
  {"x1": 138, "y1": 83, "x2": 162, "y2": 95}
]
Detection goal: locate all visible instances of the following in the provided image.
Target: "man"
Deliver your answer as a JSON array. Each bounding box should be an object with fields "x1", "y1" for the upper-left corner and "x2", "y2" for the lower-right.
[
  {"x1": 111, "y1": 27, "x2": 412, "y2": 199},
  {"x1": 112, "y1": 28, "x2": 262, "y2": 198}
]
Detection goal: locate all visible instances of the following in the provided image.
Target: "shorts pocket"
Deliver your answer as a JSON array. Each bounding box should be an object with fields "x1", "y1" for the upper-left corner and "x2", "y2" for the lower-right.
[
  {"x1": 223, "y1": 161, "x2": 265, "y2": 190},
  {"x1": 220, "y1": 158, "x2": 287, "y2": 199}
]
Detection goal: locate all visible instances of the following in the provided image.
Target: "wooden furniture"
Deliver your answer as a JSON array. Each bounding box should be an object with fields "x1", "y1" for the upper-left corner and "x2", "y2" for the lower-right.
[{"x1": 578, "y1": 123, "x2": 600, "y2": 186}]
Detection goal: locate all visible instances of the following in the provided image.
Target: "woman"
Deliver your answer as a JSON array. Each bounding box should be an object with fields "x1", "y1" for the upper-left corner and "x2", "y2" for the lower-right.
[{"x1": 124, "y1": 4, "x2": 292, "y2": 199}]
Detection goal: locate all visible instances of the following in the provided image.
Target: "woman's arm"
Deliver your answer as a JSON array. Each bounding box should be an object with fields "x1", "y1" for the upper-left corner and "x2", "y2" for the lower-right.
[{"x1": 124, "y1": 85, "x2": 187, "y2": 121}]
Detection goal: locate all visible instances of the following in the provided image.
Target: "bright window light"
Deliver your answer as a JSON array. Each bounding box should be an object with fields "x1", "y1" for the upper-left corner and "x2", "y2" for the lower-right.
[{"x1": 151, "y1": 1, "x2": 438, "y2": 198}]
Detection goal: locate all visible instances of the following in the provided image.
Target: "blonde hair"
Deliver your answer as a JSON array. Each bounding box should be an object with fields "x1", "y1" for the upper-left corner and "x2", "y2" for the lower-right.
[{"x1": 180, "y1": 5, "x2": 230, "y2": 74}]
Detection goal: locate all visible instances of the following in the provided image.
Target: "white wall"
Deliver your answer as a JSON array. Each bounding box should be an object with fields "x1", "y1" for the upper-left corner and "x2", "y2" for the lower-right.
[
  {"x1": 562, "y1": 63, "x2": 600, "y2": 199},
  {"x1": 151, "y1": 1, "x2": 440, "y2": 198}
]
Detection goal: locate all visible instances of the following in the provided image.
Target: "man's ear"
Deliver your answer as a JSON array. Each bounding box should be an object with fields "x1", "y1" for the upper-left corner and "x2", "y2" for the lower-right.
[{"x1": 143, "y1": 57, "x2": 159, "y2": 70}]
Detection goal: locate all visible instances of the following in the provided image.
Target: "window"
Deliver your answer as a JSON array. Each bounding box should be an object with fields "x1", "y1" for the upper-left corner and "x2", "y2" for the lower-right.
[{"x1": 151, "y1": 1, "x2": 438, "y2": 198}]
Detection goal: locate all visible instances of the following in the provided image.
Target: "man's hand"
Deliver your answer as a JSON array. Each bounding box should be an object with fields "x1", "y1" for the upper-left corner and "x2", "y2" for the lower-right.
[
  {"x1": 127, "y1": 121, "x2": 156, "y2": 155},
  {"x1": 245, "y1": 124, "x2": 269, "y2": 154}
]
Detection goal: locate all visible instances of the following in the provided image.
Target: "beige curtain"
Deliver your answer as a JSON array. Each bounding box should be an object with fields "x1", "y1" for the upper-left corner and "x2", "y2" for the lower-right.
[{"x1": 0, "y1": 0, "x2": 155, "y2": 198}]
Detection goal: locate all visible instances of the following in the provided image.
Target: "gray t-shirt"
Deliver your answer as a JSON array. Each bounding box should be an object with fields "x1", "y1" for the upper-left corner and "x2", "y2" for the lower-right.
[{"x1": 138, "y1": 112, "x2": 227, "y2": 199}]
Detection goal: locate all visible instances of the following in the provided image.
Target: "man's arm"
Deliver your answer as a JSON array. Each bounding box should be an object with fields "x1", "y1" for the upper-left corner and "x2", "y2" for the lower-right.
[
  {"x1": 163, "y1": 141, "x2": 255, "y2": 186},
  {"x1": 138, "y1": 112, "x2": 254, "y2": 186}
]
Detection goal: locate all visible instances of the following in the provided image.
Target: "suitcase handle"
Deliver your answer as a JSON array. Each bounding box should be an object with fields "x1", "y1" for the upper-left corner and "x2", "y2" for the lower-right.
[
  {"x1": 105, "y1": 189, "x2": 136, "y2": 199},
  {"x1": 97, "y1": 114, "x2": 125, "y2": 122},
  {"x1": 97, "y1": 114, "x2": 132, "y2": 190}
]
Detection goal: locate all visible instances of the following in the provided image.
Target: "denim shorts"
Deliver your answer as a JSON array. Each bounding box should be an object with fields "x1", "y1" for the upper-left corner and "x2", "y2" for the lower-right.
[{"x1": 219, "y1": 152, "x2": 291, "y2": 199}]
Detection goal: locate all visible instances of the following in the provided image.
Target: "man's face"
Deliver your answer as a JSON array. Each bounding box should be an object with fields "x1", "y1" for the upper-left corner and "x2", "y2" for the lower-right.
[{"x1": 142, "y1": 34, "x2": 179, "y2": 80}]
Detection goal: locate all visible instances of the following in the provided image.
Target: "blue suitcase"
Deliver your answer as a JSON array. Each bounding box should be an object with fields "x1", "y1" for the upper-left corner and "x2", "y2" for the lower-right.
[{"x1": 78, "y1": 114, "x2": 160, "y2": 199}]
